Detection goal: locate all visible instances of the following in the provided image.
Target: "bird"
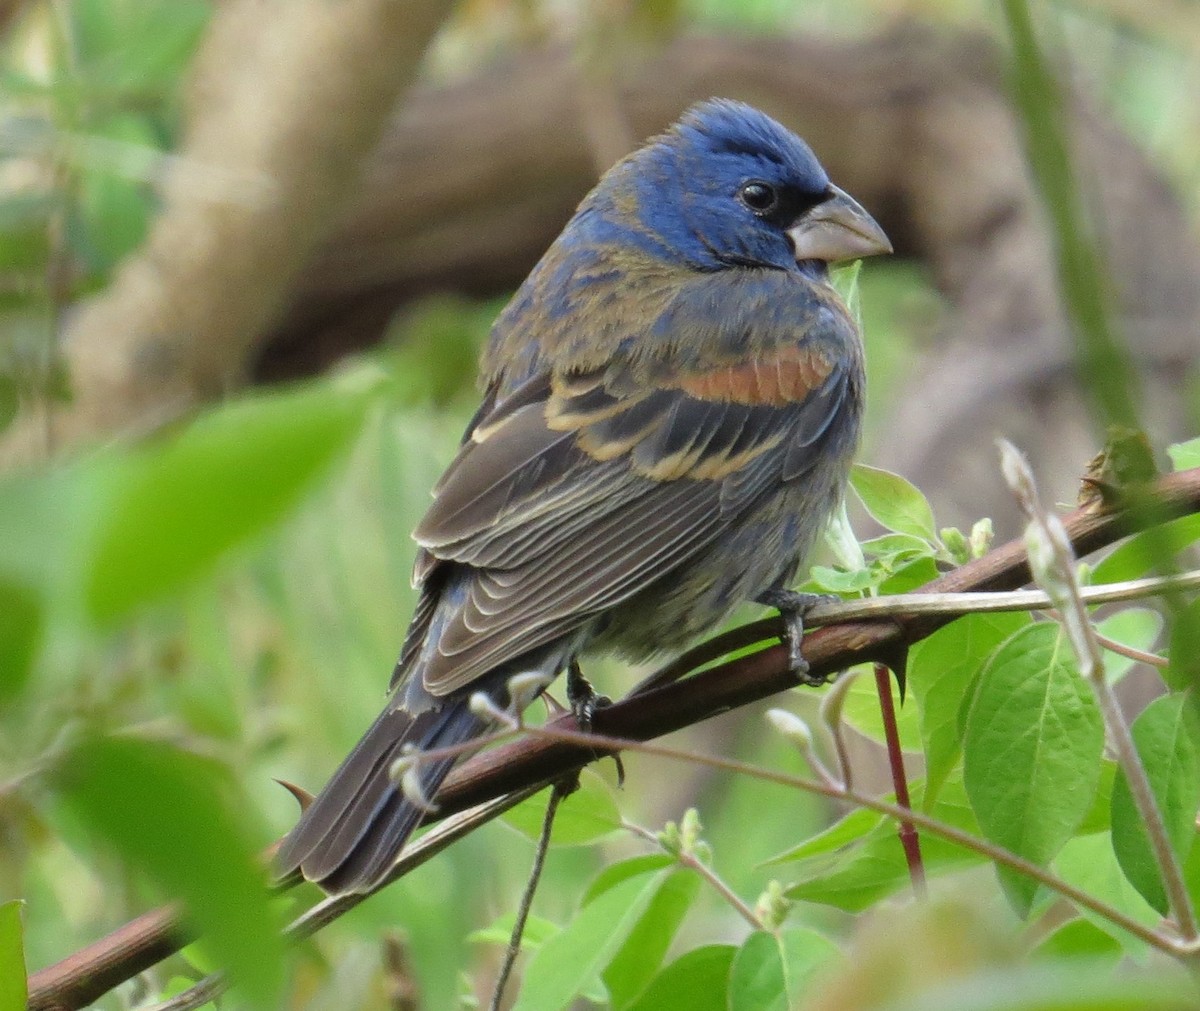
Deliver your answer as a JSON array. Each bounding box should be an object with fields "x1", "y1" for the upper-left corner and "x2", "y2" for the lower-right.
[{"x1": 275, "y1": 98, "x2": 891, "y2": 894}]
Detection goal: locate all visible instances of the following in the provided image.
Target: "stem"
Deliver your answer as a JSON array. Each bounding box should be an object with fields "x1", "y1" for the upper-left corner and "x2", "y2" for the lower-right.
[
  {"x1": 25, "y1": 470, "x2": 1200, "y2": 1009},
  {"x1": 874, "y1": 662, "x2": 926, "y2": 897},
  {"x1": 1091, "y1": 632, "x2": 1167, "y2": 670},
  {"x1": 139, "y1": 973, "x2": 225, "y2": 1011},
  {"x1": 799, "y1": 572, "x2": 1200, "y2": 624},
  {"x1": 1001, "y1": 442, "x2": 1198, "y2": 944},
  {"x1": 819, "y1": 673, "x2": 856, "y2": 793},
  {"x1": 1095, "y1": 671, "x2": 1198, "y2": 940},
  {"x1": 490, "y1": 780, "x2": 572, "y2": 1011},
  {"x1": 633, "y1": 568, "x2": 1200, "y2": 695},
  {"x1": 623, "y1": 821, "x2": 765, "y2": 931},
  {"x1": 509, "y1": 719, "x2": 1179, "y2": 958}
]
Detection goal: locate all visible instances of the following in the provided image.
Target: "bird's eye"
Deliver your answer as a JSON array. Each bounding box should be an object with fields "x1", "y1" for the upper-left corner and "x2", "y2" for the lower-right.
[{"x1": 738, "y1": 181, "x2": 779, "y2": 214}]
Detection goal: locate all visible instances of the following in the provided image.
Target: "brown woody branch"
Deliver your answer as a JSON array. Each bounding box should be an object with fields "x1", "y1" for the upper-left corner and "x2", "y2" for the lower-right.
[{"x1": 26, "y1": 466, "x2": 1200, "y2": 1011}]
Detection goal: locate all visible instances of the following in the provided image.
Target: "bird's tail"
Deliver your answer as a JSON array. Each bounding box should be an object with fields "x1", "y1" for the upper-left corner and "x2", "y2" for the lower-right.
[{"x1": 275, "y1": 699, "x2": 484, "y2": 894}]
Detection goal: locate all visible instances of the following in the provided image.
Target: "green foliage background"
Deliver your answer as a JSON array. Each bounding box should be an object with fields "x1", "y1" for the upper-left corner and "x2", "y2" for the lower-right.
[{"x1": 0, "y1": 2, "x2": 1198, "y2": 1010}]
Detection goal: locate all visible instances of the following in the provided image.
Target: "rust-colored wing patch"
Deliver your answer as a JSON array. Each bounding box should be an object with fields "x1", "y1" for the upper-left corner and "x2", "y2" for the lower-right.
[{"x1": 672, "y1": 346, "x2": 834, "y2": 406}]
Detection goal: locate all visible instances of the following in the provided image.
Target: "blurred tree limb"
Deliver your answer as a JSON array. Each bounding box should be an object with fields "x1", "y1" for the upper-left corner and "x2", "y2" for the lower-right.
[
  {"x1": 0, "y1": 0, "x2": 455, "y2": 465},
  {"x1": 5, "y1": 24, "x2": 1193, "y2": 533},
  {"x1": 25, "y1": 466, "x2": 1200, "y2": 1011},
  {"x1": 255, "y1": 27, "x2": 1199, "y2": 385},
  {"x1": 255, "y1": 28, "x2": 1196, "y2": 529}
]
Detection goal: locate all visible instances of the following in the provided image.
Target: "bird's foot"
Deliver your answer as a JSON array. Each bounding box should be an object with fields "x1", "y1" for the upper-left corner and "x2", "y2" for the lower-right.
[
  {"x1": 567, "y1": 660, "x2": 611, "y2": 732},
  {"x1": 756, "y1": 590, "x2": 836, "y2": 686},
  {"x1": 567, "y1": 660, "x2": 624, "y2": 785}
]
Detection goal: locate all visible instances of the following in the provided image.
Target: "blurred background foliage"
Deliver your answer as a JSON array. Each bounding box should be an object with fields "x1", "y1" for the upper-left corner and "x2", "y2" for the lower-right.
[{"x1": 0, "y1": 0, "x2": 1197, "y2": 1009}]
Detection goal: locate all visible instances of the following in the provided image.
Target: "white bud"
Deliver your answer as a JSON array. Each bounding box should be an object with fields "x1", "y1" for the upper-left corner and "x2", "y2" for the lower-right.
[{"x1": 766, "y1": 708, "x2": 814, "y2": 750}]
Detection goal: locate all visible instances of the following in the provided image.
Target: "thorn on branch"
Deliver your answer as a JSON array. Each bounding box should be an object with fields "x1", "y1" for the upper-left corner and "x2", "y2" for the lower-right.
[{"x1": 273, "y1": 778, "x2": 315, "y2": 812}]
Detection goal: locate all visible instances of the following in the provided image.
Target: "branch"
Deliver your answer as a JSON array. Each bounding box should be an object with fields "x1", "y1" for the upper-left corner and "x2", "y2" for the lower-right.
[
  {"x1": 26, "y1": 467, "x2": 1200, "y2": 1009},
  {"x1": 433, "y1": 470, "x2": 1200, "y2": 818}
]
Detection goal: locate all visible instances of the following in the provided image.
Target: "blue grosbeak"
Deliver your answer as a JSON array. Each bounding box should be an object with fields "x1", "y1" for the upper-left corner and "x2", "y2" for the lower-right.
[{"x1": 277, "y1": 99, "x2": 891, "y2": 893}]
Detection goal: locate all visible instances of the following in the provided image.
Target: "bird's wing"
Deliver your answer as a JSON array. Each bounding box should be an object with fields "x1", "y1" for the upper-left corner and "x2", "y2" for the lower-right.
[{"x1": 396, "y1": 273, "x2": 860, "y2": 697}]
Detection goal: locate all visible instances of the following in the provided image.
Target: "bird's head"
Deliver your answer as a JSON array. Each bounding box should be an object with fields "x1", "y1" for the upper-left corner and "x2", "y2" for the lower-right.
[{"x1": 591, "y1": 98, "x2": 891, "y2": 275}]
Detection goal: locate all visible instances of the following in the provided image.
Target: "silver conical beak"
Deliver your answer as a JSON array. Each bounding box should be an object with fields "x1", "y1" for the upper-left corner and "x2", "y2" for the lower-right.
[{"x1": 787, "y1": 184, "x2": 892, "y2": 264}]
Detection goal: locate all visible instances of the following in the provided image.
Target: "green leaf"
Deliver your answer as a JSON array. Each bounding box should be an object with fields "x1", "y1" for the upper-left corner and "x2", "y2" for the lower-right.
[
  {"x1": 830, "y1": 259, "x2": 863, "y2": 322},
  {"x1": 74, "y1": 0, "x2": 210, "y2": 93},
  {"x1": 783, "y1": 778, "x2": 985, "y2": 912},
  {"x1": 0, "y1": 900, "x2": 26, "y2": 1011},
  {"x1": 850, "y1": 464, "x2": 936, "y2": 541},
  {"x1": 727, "y1": 927, "x2": 840, "y2": 1011},
  {"x1": 878, "y1": 555, "x2": 941, "y2": 595},
  {"x1": 583, "y1": 854, "x2": 674, "y2": 904},
  {"x1": 1096, "y1": 608, "x2": 1163, "y2": 684},
  {"x1": 54, "y1": 736, "x2": 284, "y2": 1004},
  {"x1": 626, "y1": 944, "x2": 736, "y2": 1011},
  {"x1": 807, "y1": 564, "x2": 876, "y2": 595},
  {"x1": 0, "y1": 373, "x2": 17, "y2": 434},
  {"x1": 1166, "y1": 598, "x2": 1200, "y2": 693},
  {"x1": 1110, "y1": 692, "x2": 1200, "y2": 913},
  {"x1": 1054, "y1": 833, "x2": 1159, "y2": 957},
  {"x1": 762, "y1": 805, "x2": 883, "y2": 866},
  {"x1": 158, "y1": 976, "x2": 217, "y2": 1007},
  {"x1": 882, "y1": 962, "x2": 1194, "y2": 1011},
  {"x1": 468, "y1": 913, "x2": 560, "y2": 951},
  {"x1": 604, "y1": 868, "x2": 701, "y2": 1009},
  {"x1": 0, "y1": 577, "x2": 41, "y2": 702},
  {"x1": 0, "y1": 468, "x2": 78, "y2": 592},
  {"x1": 1090, "y1": 514, "x2": 1200, "y2": 583},
  {"x1": 823, "y1": 499, "x2": 864, "y2": 571},
  {"x1": 73, "y1": 115, "x2": 158, "y2": 272},
  {"x1": 839, "y1": 667, "x2": 923, "y2": 751},
  {"x1": 502, "y1": 770, "x2": 621, "y2": 847},
  {"x1": 84, "y1": 378, "x2": 374, "y2": 622},
  {"x1": 1167, "y1": 437, "x2": 1200, "y2": 472},
  {"x1": 512, "y1": 868, "x2": 667, "y2": 1011},
  {"x1": 909, "y1": 611, "x2": 1031, "y2": 802},
  {"x1": 0, "y1": 192, "x2": 52, "y2": 271},
  {"x1": 1030, "y1": 917, "x2": 1122, "y2": 961},
  {"x1": 963, "y1": 623, "x2": 1105, "y2": 915},
  {"x1": 860, "y1": 532, "x2": 934, "y2": 561},
  {"x1": 1077, "y1": 760, "x2": 1117, "y2": 835}
]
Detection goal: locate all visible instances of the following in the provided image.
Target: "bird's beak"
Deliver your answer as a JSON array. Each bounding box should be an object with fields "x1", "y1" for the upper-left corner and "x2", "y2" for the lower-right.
[{"x1": 788, "y1": 185, "x2": 892, "y2": 264}]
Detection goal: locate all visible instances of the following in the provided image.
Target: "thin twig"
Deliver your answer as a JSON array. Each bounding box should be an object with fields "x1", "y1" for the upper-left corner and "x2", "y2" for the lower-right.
[
  {"x1": 143, "y1": 789, "x2": 546, "y2": 1010},
  {"x1": 622, "y1": 820, "x2": 765, "y2": 932},
  {"x1": 1093, "y1": 672, "x2": 1198, "y2": 937},
  {"x1": 1092, "y1": 631, "x2": 1168, "y2": 669},
  {"x1": 632, "y1": 569, "x2": 1200, "y2": 695},
  {"x1": 288, "y1": 788, "x2": 544, "y2": 940},
  {"x1": 25, "y1": 469, "x2": 1200, "y2": 1009},
  {"x1": 766, "y1": 709, "x2": 842, "y2": 792},
  {"x1": 873, "y1": 662, "x2": 926, "y2": 897},
  {"x1": 795, "y1": 571, "x2": 1200, "y2": 625},
  {"x1": 138, "y1": 972, "x2": 225, "y2": 1011},
  {"x1": 1001, "y1": 442, "x2": 1198, "y2": 943},
  {"x1": 489, "y1": 778, "x2": 575, "y2": 1011},
  {"x1": 819, "y1": 672, "x2": 857, "y2": 794},
  {"x1": 501, "y1": 719, "x2": 1179, "y2": 957}
]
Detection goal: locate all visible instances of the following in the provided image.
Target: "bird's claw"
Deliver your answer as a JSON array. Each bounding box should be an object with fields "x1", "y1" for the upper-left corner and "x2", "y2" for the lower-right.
[
  {"x1": 567, "y1": 661, "x2": 611, "y2": 732},
  {"x1": 756, "y1": 589, "x2": 836, "y2": 686},
  {"x1": 566, "y1": 661, "x2": 624, "y2": 785}
]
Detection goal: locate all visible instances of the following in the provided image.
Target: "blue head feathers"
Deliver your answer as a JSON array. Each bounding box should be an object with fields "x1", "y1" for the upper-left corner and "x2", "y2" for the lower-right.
[
  {"x1": 587, "y1": 99, "x2": 834, "y2": 272},
  {"x1": 485, "y1": 98, "x2": 887, "y2": 383}
]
